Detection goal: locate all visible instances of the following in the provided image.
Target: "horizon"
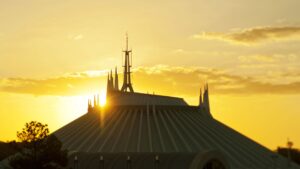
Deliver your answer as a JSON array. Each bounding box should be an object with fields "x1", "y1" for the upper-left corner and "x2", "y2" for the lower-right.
[{"x1": 1, "y1": 0, "x2": 300, "y2": 151}]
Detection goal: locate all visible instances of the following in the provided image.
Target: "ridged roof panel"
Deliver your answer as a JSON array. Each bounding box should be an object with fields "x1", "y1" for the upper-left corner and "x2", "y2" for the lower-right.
[
  {"x1": 54, "y1": 106, "x2": 300, "y2": 169},
  {"x1": 108, "y1": 92, "x2": 188, "y2": 106}
]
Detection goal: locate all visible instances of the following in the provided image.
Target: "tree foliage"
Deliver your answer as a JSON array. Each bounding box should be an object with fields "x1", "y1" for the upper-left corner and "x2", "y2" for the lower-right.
[
  {"x1": 16, "y1": 121, "x2": 49, "y2": 143},
  {"x1": 9, "y1": 121, "x2": 68, "y2": 169},
  {"x1": 276, "y1": 147, "x2": 300, "y2": 165}
]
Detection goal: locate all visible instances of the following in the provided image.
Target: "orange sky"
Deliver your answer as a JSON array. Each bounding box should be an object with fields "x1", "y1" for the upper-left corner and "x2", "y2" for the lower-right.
[{"x1": 1, "y1": 0, "x2": 300, "y2": 150}]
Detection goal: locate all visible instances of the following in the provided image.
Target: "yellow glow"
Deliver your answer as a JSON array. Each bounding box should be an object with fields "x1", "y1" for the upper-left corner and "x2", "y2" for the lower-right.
[
  {"x1": 0, "y1": 0, "x2": 299, "y2": 151},
  {"x1": 59, "y1": 96, "x2": 89, "y2": 124},
  {"x1": 99, "y1": 90, "x2": 107, "y2": 107}
]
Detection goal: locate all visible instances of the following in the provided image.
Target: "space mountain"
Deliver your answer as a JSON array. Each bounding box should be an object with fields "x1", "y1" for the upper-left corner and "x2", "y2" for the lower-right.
[{"x1": 53, "y1": 37, "x2": 300, "y2": 169}]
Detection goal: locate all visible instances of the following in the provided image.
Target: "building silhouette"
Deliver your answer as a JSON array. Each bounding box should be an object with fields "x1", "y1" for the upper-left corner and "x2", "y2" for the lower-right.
[{"x1": 53, "y1": 36, "x2": 300, "y2": 169}]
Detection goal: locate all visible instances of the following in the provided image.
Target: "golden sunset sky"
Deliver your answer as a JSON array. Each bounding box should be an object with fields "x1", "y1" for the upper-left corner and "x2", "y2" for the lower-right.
[{"x1": 1, "y1": 0, "x2": 300, "y2": 150}]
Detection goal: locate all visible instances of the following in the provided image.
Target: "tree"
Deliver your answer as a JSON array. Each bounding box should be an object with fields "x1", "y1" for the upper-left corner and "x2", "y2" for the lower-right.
[
  {"x1": 276, "y1": 147, "x2": 300, "y2": 165},
  {"x1": 0, "y1": 141, "x2": 18, "y2": 161},
  {"x1": 16, "y1": 121, "x2": 49, "y2": 143},
  {"x1": 9, "y1": 121, "x2": 68, "y2": 169}
]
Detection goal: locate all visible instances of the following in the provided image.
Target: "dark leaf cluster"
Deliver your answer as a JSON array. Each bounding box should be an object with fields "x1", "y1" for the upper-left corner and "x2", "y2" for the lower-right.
[
  {"x1": 276, "y1": 147, "x2": 300, "y2": 165},
  {"x1": 9, "y1": 121, "x2": 68, "y2": 169}
]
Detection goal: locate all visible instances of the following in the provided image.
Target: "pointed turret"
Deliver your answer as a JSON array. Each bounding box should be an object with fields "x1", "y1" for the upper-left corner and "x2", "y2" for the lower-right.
[
  {"x1": 94, "y1": 95, "x2": 97, "y2": 107},
  {"x1": 88, "y1": 99, "x2": 92, "y2": 112},
  {"x1": 106, "y1": 72, "x2": 110, "y2": 94},
  {"x1": 199, "y1": 87, "x2": 203, "y2": 106},
  {"x1": 203, "y1": 83, "x2": 210, "y2": 114},
  {"x1": 110, "y1": 69, "x2": 114, "y2": 90},
  {"x1": 114, "y1": 67, "x2": 119, "y2": 91},
  {"x1": 106, "y1": 70, "x2": 115, "y2": 94}
]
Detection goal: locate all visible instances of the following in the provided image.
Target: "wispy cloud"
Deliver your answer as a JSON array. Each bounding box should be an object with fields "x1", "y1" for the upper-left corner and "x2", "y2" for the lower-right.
[
  {"x1": 135, "y1": 65, "x2": 300, "y2": 95},
  {"x1": 1, "y1": 65, "x2": 300, "y2": 96},
  {"x1": 68, "y1": 34, "x2": 84, "y2": 40},
  {"x1": 0, "y1": 71, "x2": 107, "y2": 96},
  {"x1": 238, "y1": 55, "x2": 277, "y2": 63},
  {"x1": 192, "y1": 26, "x2": 300, "y2": 45}
]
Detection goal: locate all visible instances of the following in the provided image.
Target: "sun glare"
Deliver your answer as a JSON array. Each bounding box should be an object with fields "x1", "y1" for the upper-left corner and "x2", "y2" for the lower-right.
[
  {"x1": 99, "y1": 90, "x2": 107, "y2": 106},
  {"x1": 58, "y1": 96, "x2": 88, "y2": 124},
  {"x1": 60, "y1": 90, "x2": 106, "y2": 124}
]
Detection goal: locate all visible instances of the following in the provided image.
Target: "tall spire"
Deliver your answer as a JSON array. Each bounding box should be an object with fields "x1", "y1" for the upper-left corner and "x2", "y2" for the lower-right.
[
  {"x1": 114, "y1": 67, "x2": 119, "y2": 91},
  {"x1": 121, "y1": 33, "x2": 134, "y2": 93},
  {"x1": 110, "y1": 69, "x2": 114, "y2": 89},
  {"x1": 126, "y1": 32, "x2": 129, "y2": 51}
]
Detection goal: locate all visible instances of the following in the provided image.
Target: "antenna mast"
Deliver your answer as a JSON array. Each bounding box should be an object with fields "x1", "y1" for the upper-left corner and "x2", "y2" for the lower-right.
[{"x1": 120, "y1": 33, "x2": 134, "y2": 93}]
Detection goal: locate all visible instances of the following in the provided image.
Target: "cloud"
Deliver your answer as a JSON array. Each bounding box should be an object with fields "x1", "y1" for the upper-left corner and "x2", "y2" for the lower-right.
[
  {"x1": 73, "y1": 34, "x2": 83, "y2": 40},
  {"x1": 193, "y1": 26, "x2": 300, "y2": 45},
  {"x1": 68, "y1": 34, "x2": 84, "y2": 40},
  {"x1": 0, "y1": 71, "x2": 108, "y2": 96},
  {"x1": 134, "y1": 65, "x2": 300, "y2": 95},
  {"x1": 238, "y1": 55, "x2": 277, "y2": 63},
  {"x1": 1, "y1": 65, "x2": 300, "y2": 96}
]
